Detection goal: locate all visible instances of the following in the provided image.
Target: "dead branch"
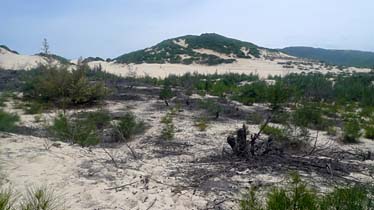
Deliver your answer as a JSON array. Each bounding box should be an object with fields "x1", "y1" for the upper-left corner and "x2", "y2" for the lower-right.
[
  {"x1": 146, "y1": 198, "x2": 157, "y2": 210},
  {"x1": 114, "y1": 127, "x2": 139, "y2": 159},
  {"x1": 102, "y1": 148, "x2": 119, "y2": 168},
  {"x1": 104, "y1": 181, "x2": 139, "y2": 191}
]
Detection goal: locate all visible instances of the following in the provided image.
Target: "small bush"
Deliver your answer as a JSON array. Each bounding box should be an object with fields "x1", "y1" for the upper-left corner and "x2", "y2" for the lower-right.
[
  {"x1": 198, "y1": 99, "x2": 222, "y2": 119},
  {"x1": 246, "y1": 112, "x2": 265, "y2": 125},
  {"x1": 0, "y1": 109, "x2": 20, "y2": 132},
  {"x1": 159, "y1": 85, "x2": 173, "y2": 106},
  {"x1": 113, "y1": 112, "x2": 145, "y2": 141},
  {"x1": 49, "y1": 113, "x2": 99, "y2": 147},
  {"x1": 262, "y1": 125, "x2": 288, "y2": 141},
  {"x1": 319, "y1": 185, "x2": 371, "y2": 210},
  {"x1": 22, "y1": 63, "x2": 107, "y2": 109},
  {"x1": 364, "y1": 126, "x2": 374, "y2": 140},
  {"x1": 78, "y1": 110, "x2": 111, "y2": 129},
  {"x1": 194, "y1": 116, "x2": 208, "y2": 131},
  {"x1": 239, "y1": 188, "x2": 263, "y2": 210},
  {"x1": 342, "y1": 118, "x2": 361, "y2": 143},
  {"x1": 23, "y1": 101, "x2": 44, "y2": 115},
  {"x1": 160, "y1": 113, "x2": 175, "y2": 140},
  {"x1": 326, "y1": 126, "x2": 337, "y2": 136},
  {"x1": 292, "y1": 104, "x2": 328, "y2": 130}
]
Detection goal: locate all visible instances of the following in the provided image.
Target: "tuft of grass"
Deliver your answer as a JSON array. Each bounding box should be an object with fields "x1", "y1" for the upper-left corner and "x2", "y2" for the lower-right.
[
  {"x1": 0, "y1": 189, "x2": 14, "y2": 210},
  {"x1": 364, "y1": 126, "x2": 374, "y2": 140},
  {"x1": 0, "y1": 109, "x2": 20, "y2": 132},
  {"x1": 194, "y1": 116, "x2": 208, "y2": 131},
  {"x1": 20, "y1": 187, "x2": 61, "y2": 210},
  {"x1": 160, "y1": 112, "x2": 175, "y2": 140}
]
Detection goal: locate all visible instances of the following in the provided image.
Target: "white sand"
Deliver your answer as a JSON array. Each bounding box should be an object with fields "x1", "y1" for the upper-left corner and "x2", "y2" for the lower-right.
[
  {"x1": 0, "y1": 47, "x2": 47, "y2": 70},
  {"x1": 88, "y1": 56, "x2": 371, "y2": 79}
]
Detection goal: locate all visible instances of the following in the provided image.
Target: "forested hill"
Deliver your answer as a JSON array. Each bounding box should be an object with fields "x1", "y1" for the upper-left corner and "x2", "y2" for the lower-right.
[
  {"x1": 281, "y1": 47, "x2": 374, "y2": 68},
  {"x1": 114, "y1": 33, "x2": 263, "y2": 65}
]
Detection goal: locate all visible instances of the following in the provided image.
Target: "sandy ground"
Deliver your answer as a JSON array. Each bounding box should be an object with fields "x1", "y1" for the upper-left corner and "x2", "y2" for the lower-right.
[{"x1": 0, "y1": 94, "x2": 373, "y2": 209}]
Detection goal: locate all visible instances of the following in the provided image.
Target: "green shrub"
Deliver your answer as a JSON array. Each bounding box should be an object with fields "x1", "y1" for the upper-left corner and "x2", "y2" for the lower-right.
[
  {"x1": 319, "y1": 185, "x2": 371, "y2": 210},
  {"x1": 23, "y1": 101, "x2": 44, "y2": 115},
  {"x1": 240, "y1": 188, "x2": 263, "y2": 210},
  {"x1": 78, "y1": 110, "x2": 111, "y2": 129},
  {"x1": 326, "y1": 126, "x2": 337, "y2": 136},
  {"x1": 159, "y1": 85, "x2": 173, "y2": 106},
  {"x1": 0, "y1": 110, "x2": 20, "y2": 132},
  {"x1": 113, "y1": 112, "x2": 145, "y2": 141},
  {"x1": 49, "y1": 113, "x2": 99, "y2": 147},
  {"x1": 292, "y1": 104, "x2": 328, "y2": 130},
  {"x1": 342, "y1": 118, "x2": 361, "y2": 143},
  {"x1": 160, "y1": 113, "x2": 175, "y2": 140},
  {"x1": 246, "y1": 112, "x2": 265, "y2": 125},
  {"x1": 22, "y1": 63, "x2": 107, "y2": 109},
  {"x1": 262, "y1": 125, "x2": 288, "y2": 141},
  {"x1": 364, "y1": 126, "x2": 374, "y2": 140},
  {"x1": 198, "y1": 99, "x2": 222, "y2": 119}
]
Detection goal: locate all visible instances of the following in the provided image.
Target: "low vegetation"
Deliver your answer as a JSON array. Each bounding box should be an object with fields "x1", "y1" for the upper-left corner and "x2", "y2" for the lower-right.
[
  {"x1": 0, "y1": 187, "x2": 62, "y2": 210},
  {"x1": 0, "y1": 110, "x2": 19, "y2": 132},
  {"x1": 49, "y1": 113, "x2": 100, "y2": 147},
  {"x1": 112, "y1": 112, "x2": 146, "y2": 142},
  {"x1": 194, "y1": 116, "x2": 208, "y2": 131},
  {"x1": 160, "y1": 112, "x2": 175, "y2": 140},
  {"x1": 240, "y1": 172, "x2": 374, "y2": 210}
]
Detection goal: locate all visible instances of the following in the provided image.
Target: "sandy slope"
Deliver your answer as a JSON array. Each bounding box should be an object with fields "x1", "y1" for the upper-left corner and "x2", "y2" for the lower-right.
[
  {"x1": 87, "y1": 58, "x2": 371, "y2": 79},
  {"x1": 0, "y1": 47, "x2": 47, "y2": 70}
]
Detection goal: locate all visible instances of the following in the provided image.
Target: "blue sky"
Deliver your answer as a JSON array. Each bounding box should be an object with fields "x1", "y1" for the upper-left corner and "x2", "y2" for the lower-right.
[{"x1": 1, "y1": 0, "x2": 373, "y2": 59}]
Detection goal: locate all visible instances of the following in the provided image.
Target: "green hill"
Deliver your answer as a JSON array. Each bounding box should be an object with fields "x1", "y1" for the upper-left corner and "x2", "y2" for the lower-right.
[
  {"x1": 115, "y1": 33, "x2": 261, "y2": 65},
  {"x1": 0, "y1": 45, "x2": 19, "y2": 54},
  {"x1": 36, "y1": 53, "x2": 71, "y2": 65},
  {"x1": 281, "y1": 47, "x2": 374, "y2": 68}
]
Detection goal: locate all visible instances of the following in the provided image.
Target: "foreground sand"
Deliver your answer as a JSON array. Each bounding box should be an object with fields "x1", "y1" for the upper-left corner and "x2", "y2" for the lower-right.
[{"x1": 1, "y1": 97, "x2": 373, "y2": 209}]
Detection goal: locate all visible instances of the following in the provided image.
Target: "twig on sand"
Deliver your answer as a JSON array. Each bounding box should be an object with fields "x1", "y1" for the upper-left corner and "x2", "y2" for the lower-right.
[
  {"x1": 146, "y1": 198, "x2": 157, "y2": 210},
  {"x1": 104, "y1": 181, "x2": 139, "y2": 191},
  {"x1": 102, "y1": 148, "x2": 119, "y2": 168},
  {"x1": 115, "y1": 127, "x2": 139, "y2": 159}
]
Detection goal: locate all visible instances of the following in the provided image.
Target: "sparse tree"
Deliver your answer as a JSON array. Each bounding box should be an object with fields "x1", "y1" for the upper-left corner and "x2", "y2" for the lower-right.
[{"x1": 41, "y1": 38, "x2": 50, "y2": 55}]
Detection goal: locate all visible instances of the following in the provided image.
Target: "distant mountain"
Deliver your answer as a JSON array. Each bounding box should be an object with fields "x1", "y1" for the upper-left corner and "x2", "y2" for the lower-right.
[
  {"x1": 115, "y1": 33, "x2": 265, "y2": 65},
  {"x1": 281, "y1": 47, "x2": 374, "y2": 68}
]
